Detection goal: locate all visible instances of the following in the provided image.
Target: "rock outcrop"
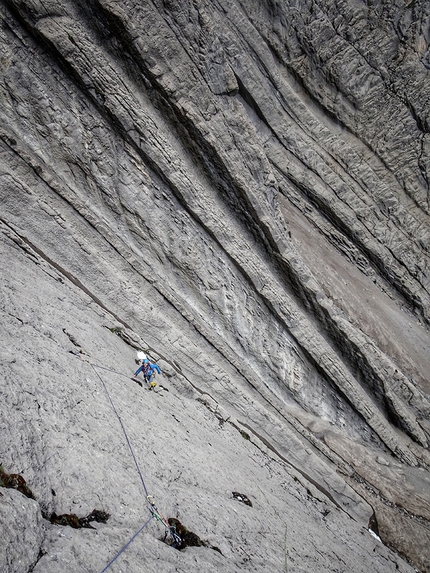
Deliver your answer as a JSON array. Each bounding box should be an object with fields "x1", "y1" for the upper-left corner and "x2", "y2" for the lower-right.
[{"x1": 1, "y1": 1, "x2": 429, "y2": 572}]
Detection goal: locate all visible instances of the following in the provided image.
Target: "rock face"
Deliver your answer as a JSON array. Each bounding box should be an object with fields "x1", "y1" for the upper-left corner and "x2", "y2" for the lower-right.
[{"x1": 1, "y1": 1, "x2": 429, "y2": 572}]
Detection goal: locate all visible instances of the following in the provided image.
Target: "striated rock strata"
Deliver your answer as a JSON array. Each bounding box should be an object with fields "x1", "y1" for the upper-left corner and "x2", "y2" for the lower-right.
[{"x1": 1, "y1": 1, "x2": 429, "y2": 571}]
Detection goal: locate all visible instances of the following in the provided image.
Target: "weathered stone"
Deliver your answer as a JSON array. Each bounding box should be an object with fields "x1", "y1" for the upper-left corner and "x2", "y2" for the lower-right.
[
  {"x1": 0, "y1": 489, "x2": 44, "y2": 573},
  {"x1": 0, "y1": 0, "x2": 429, "y2": 571}
]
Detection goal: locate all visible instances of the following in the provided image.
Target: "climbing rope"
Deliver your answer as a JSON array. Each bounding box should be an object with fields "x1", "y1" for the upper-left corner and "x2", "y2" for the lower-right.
[
  {"x1": 88, "y1": 361, "x2": 133, "y2": 380},
  {"x1": 91, "y1": 364, "x2": 150, "y2": 498},
  {"x1": 146, "y1": 495, "x2": 181, "y2": 546},
  {"x1": 99, "y1": 514, "x2": 154, "y2": 573},
  {"x1": 68, "y1": 355, "x2": 180, "y2": 569}
]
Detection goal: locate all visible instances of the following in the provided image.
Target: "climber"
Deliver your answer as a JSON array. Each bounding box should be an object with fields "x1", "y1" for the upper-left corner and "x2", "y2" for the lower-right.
[
  {"x1": 134, "y1": 355, "x2": 150, "y2": 379},
  {"x1": 134, "y1": 356, "x2": 161, "y2": 388}
]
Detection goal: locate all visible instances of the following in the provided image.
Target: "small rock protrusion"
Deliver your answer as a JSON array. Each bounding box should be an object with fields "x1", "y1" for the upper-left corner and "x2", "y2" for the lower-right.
[
  {"x1": 232, "y1": 491, "x2": 253, "y2": 507},
  {"x1": 167, "y1": 517, "x2": 222, "y2": 554},
  {"x1": 0, "y1": 466, "x2": 36, "y2": 500},
  {"x1": 50, "y1": 509, "x2": 110, "y2": 529}
]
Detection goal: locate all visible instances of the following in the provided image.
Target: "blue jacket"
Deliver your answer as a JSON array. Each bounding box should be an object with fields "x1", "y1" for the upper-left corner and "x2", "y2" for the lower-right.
[{"x1": 148, "y1": 363, "x2": 161, "y2": 376}]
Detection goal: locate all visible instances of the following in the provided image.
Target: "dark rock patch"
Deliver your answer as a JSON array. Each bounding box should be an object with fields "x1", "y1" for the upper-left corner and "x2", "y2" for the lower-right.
[
  {"x1": 50, "y1": 509, "x2": 110, "y2": 529},
  {"x1": 0, "y1": 466, "x2": 36, "y2": 500},
  {"x1": 167, "y1": 517, "x2": 222, "y2": 555},
  {"x1": 232, "y1": 491, "x2": 253, "y2": 507}
]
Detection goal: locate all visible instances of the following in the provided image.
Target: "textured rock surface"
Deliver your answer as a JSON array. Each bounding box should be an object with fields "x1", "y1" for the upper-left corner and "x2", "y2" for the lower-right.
[{"x1": 1, "y1": 0, "x2": 429, "y2": 571}]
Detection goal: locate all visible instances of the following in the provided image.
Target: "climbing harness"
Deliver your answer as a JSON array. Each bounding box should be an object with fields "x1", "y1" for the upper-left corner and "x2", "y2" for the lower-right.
[{"x1": 70, "y1": 354, "x2": 180, "y2": 570}]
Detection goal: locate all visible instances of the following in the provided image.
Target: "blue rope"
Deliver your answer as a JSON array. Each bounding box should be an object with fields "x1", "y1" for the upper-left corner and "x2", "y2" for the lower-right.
[
  {"x1": 99, "y1": 514, "x2": 154, "y2": 573},
  {"x1": 72, "y1": 357, "x2": 181, "y2": 571},
  {"x1": 91, "y1": 364, "x2": 150, "y2": 498},
  {"x1": 89, "y1": 362, "x2": 134, "y2": 380}
]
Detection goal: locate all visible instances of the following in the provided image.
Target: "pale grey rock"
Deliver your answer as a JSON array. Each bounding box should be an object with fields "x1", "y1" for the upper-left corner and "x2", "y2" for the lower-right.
[
  {"x1": 0, "y1": 490, "x2": 44, "y2": 573},
  {"x1": 0, "y1": 349, "x2": 16, "y2": 363},
  {"x1": 0, "y1": 0, "x2": 429, "y2": 572}
]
